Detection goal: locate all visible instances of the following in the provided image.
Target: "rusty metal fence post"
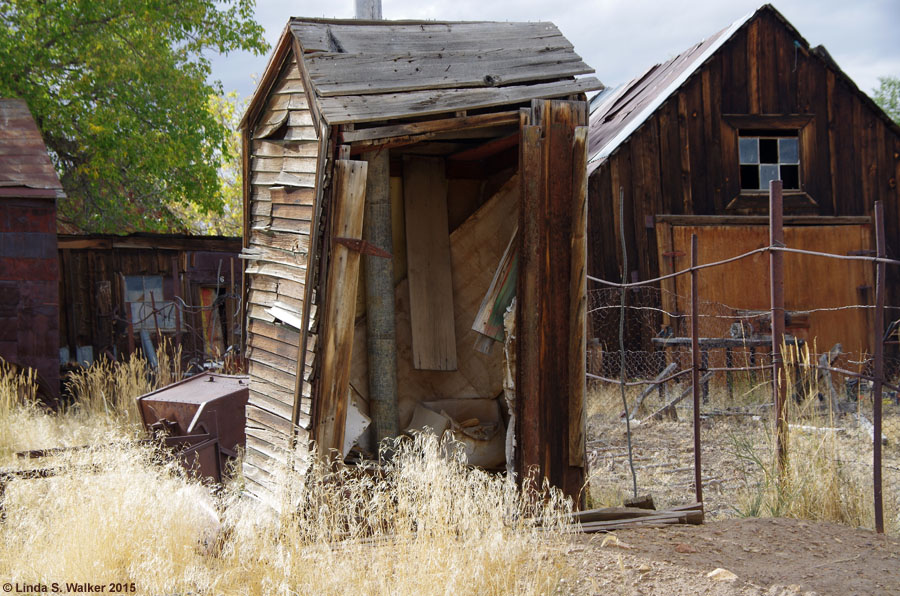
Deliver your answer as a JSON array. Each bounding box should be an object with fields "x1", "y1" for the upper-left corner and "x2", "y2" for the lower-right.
[
  {"x1": 769, "y1": 180, "x2": 787, "y2": 476},
  {"x1": 873, "y1": 200, "x2": 886, "y2": 533},
  {"x1": 690, "y1": 233, "x2": 702, "y2": 504}
]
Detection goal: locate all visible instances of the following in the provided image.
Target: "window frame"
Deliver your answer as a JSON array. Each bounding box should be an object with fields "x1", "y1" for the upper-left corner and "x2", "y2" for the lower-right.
[{"x1": 723, "y1": 114, "x2": 817, "y2": 212}]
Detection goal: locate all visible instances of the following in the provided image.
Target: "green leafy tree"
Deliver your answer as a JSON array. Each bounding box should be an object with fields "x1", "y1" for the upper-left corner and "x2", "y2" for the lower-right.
[
  {"x1": 172, "y1": 92, "x2": 244, "y2": 236},
  {"x1": 0, "y1": 0, "x2": 267, "y2": 233},
  {"x1": 873, "y1": 76, "x2": 900, "y2": 125}
]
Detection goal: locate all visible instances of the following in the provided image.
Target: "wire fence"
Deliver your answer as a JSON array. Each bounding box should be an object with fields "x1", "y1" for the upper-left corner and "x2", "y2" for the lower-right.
[
  {"x1": 584, "y1": 188, "x2": 899, "y2": 534},
  {"x1": 109, "y1": 290, "x2": 243, "y2": 375}
]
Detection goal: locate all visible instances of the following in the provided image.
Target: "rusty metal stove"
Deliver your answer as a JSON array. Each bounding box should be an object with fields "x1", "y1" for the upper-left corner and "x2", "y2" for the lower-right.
[{"x1": 136, "y1": 372, "x2": 249, "y2": 482}]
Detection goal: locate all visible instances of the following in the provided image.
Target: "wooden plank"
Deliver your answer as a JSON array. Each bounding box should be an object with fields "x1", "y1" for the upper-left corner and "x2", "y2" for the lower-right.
[
  {"x1": 314, "y1": 159, "x2": 368, "y2": 457},
  {"x1": 342, "y1": 111, "x2": 518, "y2": 143},
  {"x1": 270, "y1": 186, "x2": 315, "y2": 205},
  {"x1": 252, "y1": 139, "x2": 319, "y2": 158},
  {"x1": 568, "y1": 125, "x2": 587, "y2": 468},
  {"x1": 747, "y1": 18, "x2": 760, "y2": 114},
  {"x1": 402, "y1": 156, "x2": 457, "y2": 370},
  {"x1": 250, "y1": 231, "x2": 310, "y2": 254},
  {"x1": 290, "y1": 35, "x2": 321, "y2": 134},
  {"x1": 348, "y1": 175, "x2": 519, "y2": 424},
  {"x1": 306, "y1": 49, "x2": 592, "y2": 97},
  {"x1": 518, "y1": 122, "x2": 544, "y2": 484},
  {"x1": 290, "y1": 20, "x2": 574, "y2": 55},
  {"x1": 317, "y1": 77, "x2": 602, "y2": 125}
]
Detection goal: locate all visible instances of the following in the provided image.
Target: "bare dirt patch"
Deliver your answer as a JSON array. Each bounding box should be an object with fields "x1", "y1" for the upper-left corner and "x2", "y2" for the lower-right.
[{"x1": 569, "y1": 517, "x2": 900, "y2": 596}]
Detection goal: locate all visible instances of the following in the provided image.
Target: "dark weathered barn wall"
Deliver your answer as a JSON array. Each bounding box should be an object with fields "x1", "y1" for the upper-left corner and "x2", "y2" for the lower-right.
[
  {"x1": 57, "y1": 234, "x2": 241, "y2": 367},
  {"x1": 0, "y1": 199, "x2": 59, "y2": 393},
  {"x1": 587, "y1": 8, "x2": 900, "y2": 349}
]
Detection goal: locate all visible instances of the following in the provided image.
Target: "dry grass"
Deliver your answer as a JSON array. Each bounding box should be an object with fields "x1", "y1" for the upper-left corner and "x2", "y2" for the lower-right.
[
  {"x1": 585, "y1": 343, "x2": 900, "y2": 534},
  {"x1": 0, "y1": 361, "x2": 579, "y2": 595}
]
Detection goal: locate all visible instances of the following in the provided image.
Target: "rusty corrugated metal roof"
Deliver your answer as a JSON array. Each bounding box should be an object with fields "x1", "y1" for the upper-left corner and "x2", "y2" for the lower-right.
[{"x1": 586, "y1": 12, "x2": 752, "y2": 173}]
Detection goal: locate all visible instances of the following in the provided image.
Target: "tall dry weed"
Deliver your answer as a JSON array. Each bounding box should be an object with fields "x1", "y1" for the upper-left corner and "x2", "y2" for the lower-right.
[{"x1": 1, "y1": 357, "x2": 578, "y2": 596}]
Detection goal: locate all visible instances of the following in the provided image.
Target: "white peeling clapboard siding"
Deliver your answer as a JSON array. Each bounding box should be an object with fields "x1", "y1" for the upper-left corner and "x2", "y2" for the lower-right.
[{"x1": 245, "y1": 50, "x2": 320, "y2": 504}]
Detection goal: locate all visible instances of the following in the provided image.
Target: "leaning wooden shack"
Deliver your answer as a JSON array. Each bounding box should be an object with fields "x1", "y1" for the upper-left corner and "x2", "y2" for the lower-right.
[{"x1": 240, "y1": 18, "x2": 602, "y2": 503}]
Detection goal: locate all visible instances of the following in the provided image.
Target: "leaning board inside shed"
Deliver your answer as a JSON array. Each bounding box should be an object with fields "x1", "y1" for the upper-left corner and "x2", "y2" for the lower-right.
[{"x1": 240, "y1": 17, "x2": 601, "y2": 506}]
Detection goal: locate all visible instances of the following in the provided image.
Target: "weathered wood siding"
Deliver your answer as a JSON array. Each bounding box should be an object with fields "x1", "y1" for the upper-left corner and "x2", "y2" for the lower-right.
[
  {"x1": 588, "y1": 10, "x2": 900, "y2": 344},
  {"x1": 242, "y1": 53, "x2": 321, "y2": 500},
  {"x1": 57, "y1": 236, "x2": 240, "y2": 366}
]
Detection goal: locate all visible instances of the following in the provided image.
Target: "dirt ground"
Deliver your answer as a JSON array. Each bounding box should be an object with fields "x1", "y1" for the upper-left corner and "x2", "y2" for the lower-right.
[{"x1": 568, "y1": 517, "x2": 900, "y2": 596}]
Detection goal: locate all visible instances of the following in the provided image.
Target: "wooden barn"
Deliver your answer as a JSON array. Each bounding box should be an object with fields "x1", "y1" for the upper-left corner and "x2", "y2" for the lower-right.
[
  {"x1": 587, "y1": 4, "x2": 900, "y2": 358},
  {"x1": 57, "y1": 233, "x2": 242, "y2": 370},
  {"x1": 239, "y1": 17, "x2": 602, "y2": 502},
  {"x1": 0, "y1": 99, "x2": 63, "y2": 397}
]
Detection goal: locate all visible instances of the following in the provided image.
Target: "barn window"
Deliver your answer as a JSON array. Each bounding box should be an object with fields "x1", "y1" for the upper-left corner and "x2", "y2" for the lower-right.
[
  {"x1": 124, "y1": 275, "x2": 177, "y2": 331},
  {"x1": 738, "y1": 131, "x2": 800, "y2": 191}
]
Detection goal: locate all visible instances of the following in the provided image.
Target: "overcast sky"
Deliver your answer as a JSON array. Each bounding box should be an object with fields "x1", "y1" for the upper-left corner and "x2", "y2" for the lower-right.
[{"x1": 210, "y1": 0, "x2": 900, "y2": 103}]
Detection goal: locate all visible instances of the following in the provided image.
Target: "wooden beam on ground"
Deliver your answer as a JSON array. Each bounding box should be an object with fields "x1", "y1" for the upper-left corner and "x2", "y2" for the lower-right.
[
  {"x1": 402, "y1": 155, "x2": 457, "y2": 370},
  {"x1": 314, "y1": 158, "x2": 368, "y2": 457}
]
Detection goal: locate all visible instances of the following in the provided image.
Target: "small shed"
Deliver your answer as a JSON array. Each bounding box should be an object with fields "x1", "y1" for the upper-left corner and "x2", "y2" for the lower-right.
[
  {"x1": 586, "y1": 4, "x2": 900, "y2": 358},
  {"x1": 57, "y1": 233, "x2": 243, "y2": 370},
  {"x1": 0, "y1": 99, "x2": 63, "y2": 397},
  {"x1": 240, "y1": 18, "x2": 602, "y2": 503}
]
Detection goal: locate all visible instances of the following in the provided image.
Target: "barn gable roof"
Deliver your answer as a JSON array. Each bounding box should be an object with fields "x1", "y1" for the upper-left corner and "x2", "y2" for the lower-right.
[
  {"x1": 587, "y1": 3, "x2": 900, "y2": 173},
  {"x1": 0, "y1": 99, "x2": 64, "y2": 199},
  {"x1": 244, "y1": 18, "x2": 602, "y2": 129}
]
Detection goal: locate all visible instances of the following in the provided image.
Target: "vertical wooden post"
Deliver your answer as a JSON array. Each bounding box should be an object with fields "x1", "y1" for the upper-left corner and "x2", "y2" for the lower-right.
[
  {"x1": 873, "y1": 200, "x2": 885, "y2": 533},
  {"x1": 568, "y1": 126, "x2": 588, "y2": 469},
  {"x1": 690, "y1": 233, "x2": 702, "y2": 504},
  {"x1": 363, "y1": 149, "x2": 399, "y2": 447},
  {"x1": 314, "y1": 159, "x2": 368, "y2": 457},
  {"x1": 515, "y1": 99, "x2": 586, "y2": 501},
  {"x1": 769, "y1": 180, "x2": 787, "y2": 475}
]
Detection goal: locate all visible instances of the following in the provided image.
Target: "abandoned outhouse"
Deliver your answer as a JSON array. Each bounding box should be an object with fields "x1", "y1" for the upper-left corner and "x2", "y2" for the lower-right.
[
  {"x1": 587, "y1": 4, "x2": 900, "y2": 358},
  {"x1": 0, "y1": 99, "x2": 63, "y2": 398},
  {"x1": 240, "y1": 18, "x2": 602, "y2": 502}
]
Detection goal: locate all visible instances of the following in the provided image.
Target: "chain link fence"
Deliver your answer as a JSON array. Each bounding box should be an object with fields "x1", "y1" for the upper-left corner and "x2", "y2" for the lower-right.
[{"x1": 585, "y1": 283, "x2": 900, "y2": 533}]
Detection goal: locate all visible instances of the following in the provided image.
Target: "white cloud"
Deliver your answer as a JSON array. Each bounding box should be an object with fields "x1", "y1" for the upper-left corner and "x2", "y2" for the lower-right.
[{"x1": 211, "y1": 0, "x2": 900, "y2": 101}]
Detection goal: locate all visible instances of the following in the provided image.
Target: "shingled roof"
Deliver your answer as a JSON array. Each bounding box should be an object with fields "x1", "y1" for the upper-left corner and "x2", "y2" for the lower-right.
[
  {"x1": 246, "y1": 18, "x2": 602, "y2": 128},
  {"x1": 0, "y1": 99, "x2": 64, "y2": 199}
]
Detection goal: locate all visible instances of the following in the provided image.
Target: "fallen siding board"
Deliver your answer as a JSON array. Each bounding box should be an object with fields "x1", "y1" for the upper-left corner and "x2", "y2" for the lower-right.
[
  {"x1": 318, "y1": 77, "x2": 602, "y2": 124},
  {"x1": 403, "y1": 156, "x2": 457, "y2": 370},
  {"x1": 315, "y1": 159, "x2": 369, "y2": 455}
]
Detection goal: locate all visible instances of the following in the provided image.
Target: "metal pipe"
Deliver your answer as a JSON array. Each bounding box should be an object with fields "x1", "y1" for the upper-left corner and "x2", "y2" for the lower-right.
[
  {"x1": 769, "y1": 180, "x2": 787, "y2": 476},
  {"x1": 690, "y1": 233, "x2": 702, "y2": 504},
  {"x1": 873, "y1": 200, "x2": 885, "y2": 533},
  {"x1": 363, "y1": 150, "x2": 399, "y2": 448},
  {"x1": 355, "y1": 0, "x2": 382, "y2": 19}
]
